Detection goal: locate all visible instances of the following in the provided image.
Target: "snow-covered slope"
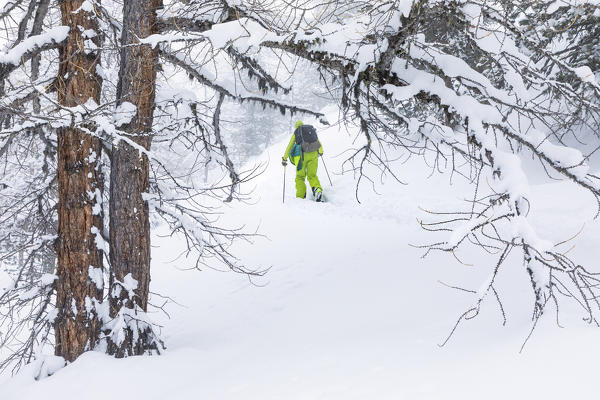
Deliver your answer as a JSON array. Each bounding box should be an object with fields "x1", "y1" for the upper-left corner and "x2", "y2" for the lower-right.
[{"x1": 3, "y1": 116, "x2": 600, "y2": 399}]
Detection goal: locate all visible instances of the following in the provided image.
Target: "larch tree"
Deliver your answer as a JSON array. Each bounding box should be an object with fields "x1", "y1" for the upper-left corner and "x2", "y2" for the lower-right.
[
  {"x1": 54, "y1": 0, "x2": 105, "y2": 363},
  {"x1": 107, "y1": 0, "x2": 163, "y2": 358}
]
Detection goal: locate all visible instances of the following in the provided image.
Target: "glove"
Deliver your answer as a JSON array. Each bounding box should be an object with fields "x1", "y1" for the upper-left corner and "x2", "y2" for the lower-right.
[
  {"x1": 318, "y1": 150, "x2": 323, "y2": 156},
  {"x1": 282, "y1": 157, "x2": 288, "y2": 166}
]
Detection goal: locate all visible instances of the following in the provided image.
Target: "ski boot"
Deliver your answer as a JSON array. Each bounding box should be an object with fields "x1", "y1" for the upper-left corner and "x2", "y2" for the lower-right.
[{"x1": 312, "y1": 187, "x2": 324, "y2": 202}]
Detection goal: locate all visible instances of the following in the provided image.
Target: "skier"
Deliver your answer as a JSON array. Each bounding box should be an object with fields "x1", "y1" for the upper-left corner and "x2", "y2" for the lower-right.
[{"x1": 282, "y1": 120, "x2": 324, "y2": 202}]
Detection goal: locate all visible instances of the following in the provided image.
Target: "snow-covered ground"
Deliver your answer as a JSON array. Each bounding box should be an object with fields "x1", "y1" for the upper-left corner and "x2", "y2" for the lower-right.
[{"x1": 2, "y1": 117, "x2": 600, "y2": 399}]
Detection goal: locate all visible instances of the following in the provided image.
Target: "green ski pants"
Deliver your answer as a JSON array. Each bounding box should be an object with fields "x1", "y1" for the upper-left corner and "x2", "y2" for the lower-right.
[{"x1": 296, "y1": 151, "x2": 322, "y2": 198}]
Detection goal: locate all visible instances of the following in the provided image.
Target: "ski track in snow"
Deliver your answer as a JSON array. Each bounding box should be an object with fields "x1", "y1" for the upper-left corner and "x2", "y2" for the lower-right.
[{"x1": 2, "y1": 118, "x2": 600, "y2": 399}]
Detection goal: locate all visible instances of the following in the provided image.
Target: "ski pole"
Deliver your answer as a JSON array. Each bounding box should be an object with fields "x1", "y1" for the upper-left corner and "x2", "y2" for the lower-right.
[
  {"x1": 282, "y1": 164, "x2": 287, "y2": 203},
  {"x1": 320, "y1": 154, "x2": 333, "y2": 186}
]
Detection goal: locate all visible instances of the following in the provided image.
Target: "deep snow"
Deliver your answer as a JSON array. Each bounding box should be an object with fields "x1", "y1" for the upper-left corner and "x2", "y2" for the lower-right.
[{"x1": 2, "y1": 117, "x2": 600, "y2": 399}]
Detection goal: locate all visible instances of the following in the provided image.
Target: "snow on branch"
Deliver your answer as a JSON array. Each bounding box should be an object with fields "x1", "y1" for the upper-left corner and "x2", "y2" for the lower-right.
[
  {"x1": 252, "y1": 0, "x2": 600, "y2": 342},
  {"x1": 158, "y1": 48, "x2": 327, "y2": 121},
  {"x1": 0, "y1": 26, "x2": 68, "y2": 68}
]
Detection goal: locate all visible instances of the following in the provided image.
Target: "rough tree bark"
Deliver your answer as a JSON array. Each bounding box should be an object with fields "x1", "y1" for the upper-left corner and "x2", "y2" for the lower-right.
[
  {"x1": 108, "y1": 0, "x2": 162, "y2": 357},
  {"x1": 55, "y1": 0, "x2": 104, "y2": 362}
]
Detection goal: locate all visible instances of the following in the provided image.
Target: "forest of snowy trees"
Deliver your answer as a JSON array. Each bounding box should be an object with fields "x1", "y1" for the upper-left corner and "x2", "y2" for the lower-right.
[{"x1": 0, "y1": 0, "x2": 599, "y2": 379}]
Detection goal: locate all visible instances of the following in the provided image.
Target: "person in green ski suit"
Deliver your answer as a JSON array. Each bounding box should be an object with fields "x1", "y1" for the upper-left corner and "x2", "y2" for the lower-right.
[{"x1": 282, "y1": 120, "x2": 323, "y2": 200}]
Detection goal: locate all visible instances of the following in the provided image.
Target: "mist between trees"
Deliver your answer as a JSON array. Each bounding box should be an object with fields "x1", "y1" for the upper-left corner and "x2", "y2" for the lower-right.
[{"x1": 0, "y1": 0, "x2": 599, "y2": 376}]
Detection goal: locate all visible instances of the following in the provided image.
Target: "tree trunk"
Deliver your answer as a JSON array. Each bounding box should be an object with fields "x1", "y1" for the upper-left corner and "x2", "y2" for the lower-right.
[
  {"x1": 55, "y1": 0, "x2": 104, "y2": 362},
  {"x1": 108, "y1": 0, "x2": 162, "y2": 357}
]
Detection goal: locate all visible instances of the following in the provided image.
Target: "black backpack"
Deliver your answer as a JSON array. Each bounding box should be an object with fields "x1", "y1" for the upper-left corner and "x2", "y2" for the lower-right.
[{"x1": 295, "y1": 125, "x2": 320, "y2": 153}]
